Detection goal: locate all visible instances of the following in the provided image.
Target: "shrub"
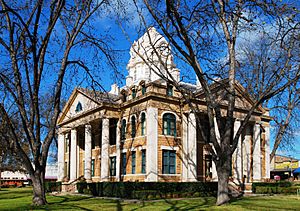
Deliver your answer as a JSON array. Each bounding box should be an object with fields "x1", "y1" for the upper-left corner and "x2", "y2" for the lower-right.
[
  {"x1": 252, "y1": 181, "x2": 297, "y2": 194},
  {"x1": 76, "y1": 182, "x2": 217, "y2": 199},
  {"x1": 45, "y1": 182, "x2": 61, "y2": 192}
]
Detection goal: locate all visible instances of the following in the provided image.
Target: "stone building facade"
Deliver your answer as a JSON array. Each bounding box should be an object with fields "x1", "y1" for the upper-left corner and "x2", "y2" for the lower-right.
[{"x1": 57, "y1": 28, "x2": 271, "y2": 185}]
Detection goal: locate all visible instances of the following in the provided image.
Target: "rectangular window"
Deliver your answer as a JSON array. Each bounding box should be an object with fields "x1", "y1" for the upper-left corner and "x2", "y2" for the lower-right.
[
  {"x1": 166, "y1": 84, "x2": 173, "y2": 96},
  {"x1": 141, "y1": 150, "x2": 146, "y2": 174},
  {"x1": 109, "y1": 119, "x2": 117, "y2": 145},
  {"x1": 121, "y1": 119, "x2": 126, "y2": 140},
  {"x1": 162, "y1": 150, "x2": 176, "y2": 174},
  {"x1": 121, "y1": 153, "x2": 126, "y2": 175},
  {"x1": 91, "y1": 159, "x2": 95, "y2": 177},
  {"x1": 141, "y1": 113, "x2": 146, "y2": 136},
  {"x1": 170, "y1": 120, "x2": 176, "y2": 136},
  {"x1": 132, "y1": 89, "x2": 136, "y2": 99},
  {"x1": 110, "y1": 156, "x2": 116, "y2": 176},
  {"x1": 142, "y1": 84, "x2": 146, "y2": 95},
  {"x1": 132, "y1": 151, "x2": 136, "y2": 174}
]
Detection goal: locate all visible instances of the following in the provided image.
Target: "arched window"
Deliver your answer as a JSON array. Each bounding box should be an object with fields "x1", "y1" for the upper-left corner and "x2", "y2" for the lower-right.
[
  {"x1": 75, "y1": 102, "x2": 82, "y2": 112},
  {"x1": 141, "y1": 113, "x2": 146, "y2": 136},
  {"x1": 121, "y1": 119, "x2": 126, "y2": 140},
  {"x1": 131, "y1": 116, "x2": 136, "y2": 138},
  {"x1": 163, "y1": 113, "x2": 176, "y2": 136}
]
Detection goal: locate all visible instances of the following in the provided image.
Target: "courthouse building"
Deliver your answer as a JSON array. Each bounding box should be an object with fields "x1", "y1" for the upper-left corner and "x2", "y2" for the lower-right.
[{"x1": 57, "y1": 28, "x2": 271, "y2": 185}]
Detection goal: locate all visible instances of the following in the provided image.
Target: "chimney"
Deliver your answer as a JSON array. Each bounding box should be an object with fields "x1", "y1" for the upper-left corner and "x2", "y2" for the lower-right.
[{"x1": 109, "y1": 83, "x2": 119, "y2": 95}]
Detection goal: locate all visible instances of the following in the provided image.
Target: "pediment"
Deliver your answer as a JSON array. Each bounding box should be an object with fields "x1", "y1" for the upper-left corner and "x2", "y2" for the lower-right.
[
  {"x1": 196, "y1": 81, "x2": 265, "y2": 113},
  {"x1": 57, "y1": 88, "x2": 99, "y2": 124}
]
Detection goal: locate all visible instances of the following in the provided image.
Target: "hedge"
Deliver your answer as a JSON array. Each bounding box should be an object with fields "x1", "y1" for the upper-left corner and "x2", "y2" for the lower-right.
[
  {"x1": 76, "y1": 182, "x2": 218, "y2": 199},
  {"x1": 252, "y1": 182, "x2": 297, "y2": 194},
  {"x1": 45, "y1": 182, "x2": 62, "y2": 192}
]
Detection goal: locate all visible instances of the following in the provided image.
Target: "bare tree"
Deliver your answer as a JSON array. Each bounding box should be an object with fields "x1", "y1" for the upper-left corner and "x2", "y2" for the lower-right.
[
  {"x1": 0, "y1": 0, "x2": 114, "y2": 205},
  {"x1": 236, "y1": 25, "x2": 300, "y2": 162},
  {"x1": 124, "y1": 0, "x2": 300, "y2": 205}
]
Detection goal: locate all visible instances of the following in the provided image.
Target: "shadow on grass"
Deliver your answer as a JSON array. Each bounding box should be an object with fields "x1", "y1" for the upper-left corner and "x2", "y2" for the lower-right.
[
  {"x1": 129, "y1": 197, "x2": 215, "y2": 211},
  {"x1": 164, "y1": 198, "x2": 213, "y2": 210}
]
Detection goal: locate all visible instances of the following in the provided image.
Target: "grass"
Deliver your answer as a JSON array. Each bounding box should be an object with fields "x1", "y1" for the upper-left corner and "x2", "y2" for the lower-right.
[{"x1": 0, "y1": 187, "x2": 300, "y2": 210}]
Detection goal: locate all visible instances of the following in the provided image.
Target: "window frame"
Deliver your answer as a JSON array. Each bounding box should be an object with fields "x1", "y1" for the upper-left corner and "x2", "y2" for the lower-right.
[
  {"x1": 75, "y1": 102, "x2": 83, "y2": 112},
  {"x1": 131, "y1": 151, "x2": 136, "y2": 174},
  {"x1": 142, "y1": 84, "x2": 146, "y2": 95},
  {"x1": 91, "y1": 159, "x2": 95, "y2": 177},
  {"x1": 166, "y1": 84, "x2": 173, "y2": 96},
  {"x1": 141, "y1": 150, "x2": 146, "y2": 174},
  {"x1": 163, "y1": 113, "x2": 176, "y2": 136},
  {"x1": 110, "y1": 156, "x2": 116, "y2": 176},
  {"x1": 121, "y1": 119, "x2": 126, "y2": 140},
  {"x1": 131, "y1": 116, "x2": 136, "y2": 138},
  {"x1": 121, "y1": 153, "x2": 127, "y2": 175},
  {"x1": 132, "y1": 88, "x2": 136, "y2": 99},
  {"x1": 141, "y1": 113, "x2": 146, "y2": 136},
  {"x1": 162, "y1": 150, "x2": 176, "y2": 174}
]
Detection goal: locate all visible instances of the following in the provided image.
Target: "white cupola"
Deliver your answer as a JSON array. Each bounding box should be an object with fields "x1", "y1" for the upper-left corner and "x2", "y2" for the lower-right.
[{"x1": 126, "y1": 27, "x2": 180, "y2": 87}]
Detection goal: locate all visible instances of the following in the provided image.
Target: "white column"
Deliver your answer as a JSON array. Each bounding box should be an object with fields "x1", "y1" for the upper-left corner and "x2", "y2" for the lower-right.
[
  {"x1": 233, "y1": 120, "x2": 242, "y2": 180},
  {"x1": 211, "y1": 117, "x2": 220, "y2": 181},
  {"x1": 146, "y1": 107, "x2": 158, "y2": 181},
  {"x1": 211, "y1": 161, "x2": 217, "y2": 181},
  {"x1": 253, "y1": 123, "x2": 261, "y2": 181},
  {"x1": 57, "y1": 133, "x2": 65, "y2": 181},
  {"x1": 243, "y1": 126, "x2": 251, "y2": 183},
  {"x1": 70, "y1": 129, "x2": 77, "y2": 181},
  {"x1": 187, "y1": 112, "x2": 197, "y2": 181},
  {"x1": 214, "y1": 117, "x2": 221, "y2": 143},
  {"x1": 101, "y1": 118, "x2": 110, "y2": 181},
  {"x1": 84, "y1": 124, "x2": 92, "y2": 181},
  {"x1": 264, "y1": 125, "x2": 270, "y2": 179},
  {"x1": 116, "y1": 120, "x2": 121, "y2": 181},
  {"x1": 182, "y1": 114, "x2": 188, "y2": 181}
]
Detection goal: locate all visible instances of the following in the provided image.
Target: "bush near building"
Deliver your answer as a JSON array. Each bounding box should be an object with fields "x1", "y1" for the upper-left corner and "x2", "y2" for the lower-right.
[
  {"x1": 45, "y1": 182, "x2": 62, "y2": 193},
  {"x1": 76, "y1": 182, "x2": 218, "y2": 200},
  {"x1": 252, "y1": 182, "x2": 300, "y2": 194}
]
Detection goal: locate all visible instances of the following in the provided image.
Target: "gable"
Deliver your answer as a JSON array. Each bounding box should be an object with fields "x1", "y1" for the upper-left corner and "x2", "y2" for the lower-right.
[
  {"x1": 195, "y1": 81, "x2": 265, "y2": 113},
  {"x1": 57, "y1": 89, "x2": 99, "y2": 124}
]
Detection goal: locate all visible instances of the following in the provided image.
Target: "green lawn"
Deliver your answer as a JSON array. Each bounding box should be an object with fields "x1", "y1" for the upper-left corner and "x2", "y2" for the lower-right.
[{"x1": 0, "y1": 187, "x2": 300, "y2": 210}]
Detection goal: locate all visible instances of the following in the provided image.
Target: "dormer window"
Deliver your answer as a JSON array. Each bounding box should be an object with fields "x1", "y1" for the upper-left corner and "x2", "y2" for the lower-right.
[
  {"x1": 166, "y1": 84, "x2": 173, "y2": 96},
  {"x1": 75, "y1": 102, "x2": 82, "y2": 112}
]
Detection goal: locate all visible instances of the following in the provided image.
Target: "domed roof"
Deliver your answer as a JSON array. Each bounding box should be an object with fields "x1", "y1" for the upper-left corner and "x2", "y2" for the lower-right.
[
  {"x1": 127, "y1": 27, "x2": 172, "y2": 68},
  {"x1": 126, "y1": 27, "x2": 179, "y2": 86}
]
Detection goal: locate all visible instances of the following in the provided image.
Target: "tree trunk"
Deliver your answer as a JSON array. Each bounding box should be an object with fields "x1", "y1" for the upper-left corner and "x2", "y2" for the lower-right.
[
  {"x1": 31, "y1": 172, "x2": 47, "y2": 206},
  {"x1": 216, "y1": 157, "x2": 231, "y2": 206}
]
